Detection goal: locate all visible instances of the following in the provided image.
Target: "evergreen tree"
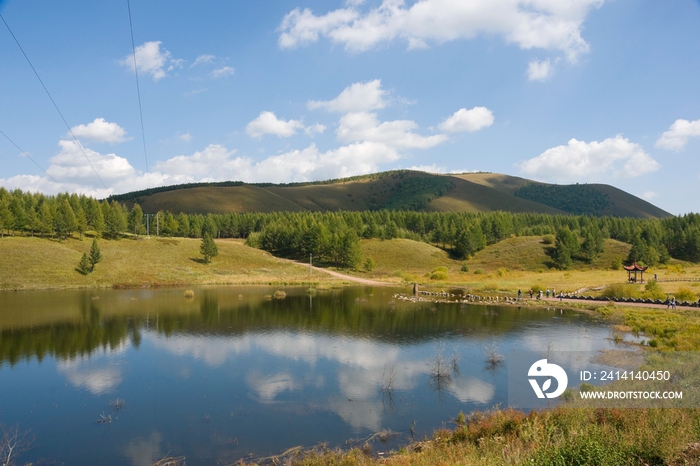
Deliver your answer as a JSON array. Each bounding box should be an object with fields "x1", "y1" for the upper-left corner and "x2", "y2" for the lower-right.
[
  {"x1": 74, "y1": 205, "x2": 88, "y2": 240},
  {"x1": 554, "y1": 227, "x2": 579, "y2": 269},
  {"x1": 38, "y1": 201, "x2": 54, "y2": 238},
  {"x1": 0, "y1": 199, "x2": 13, "y2": 238},
  {"x1": 54, "y1": 199, "x2": 77, "y2": 240},
  {"x1": 89, "y1": 239, "x2": 103, "y2": 271},
  {"x1": 200, "y1": 233, "x2": 218, "y2": 264},
  {"x1": 128, "y1": 204, "x2": 146, "y2": 236},
  {"x1": 105, "y1": 201, "x2": 128, "y2": 238},
  {"x1": 77, "y1": 252, "x2": 91, "y2": 275}
]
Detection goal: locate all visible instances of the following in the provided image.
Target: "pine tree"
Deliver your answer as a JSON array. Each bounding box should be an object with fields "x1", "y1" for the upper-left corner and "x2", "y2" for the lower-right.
[
  {"x1": 77, "y1": 252, "x2": 91, "y2": 275},
  {"x1": 89, "y1": 239, "x2": 102, "y2": 271},
  {"x1": 200, "y1": 232, "x2": 218, "y2": 264}
]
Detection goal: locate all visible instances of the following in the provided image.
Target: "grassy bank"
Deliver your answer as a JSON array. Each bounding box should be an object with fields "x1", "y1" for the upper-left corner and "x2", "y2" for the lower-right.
[
  {"x1": 3, "y1": 235, "x2": 700, "y2": 295},
  {"x1": 0, "y1": 235, "x2": 339, "y2": 290}
]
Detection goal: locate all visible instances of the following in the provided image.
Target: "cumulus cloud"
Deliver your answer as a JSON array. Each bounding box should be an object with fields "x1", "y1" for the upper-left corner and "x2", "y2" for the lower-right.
[
  {"x1": 438, "y1": 107, "x2": 494, "y2": 133},
  {"x1": 212, "y1": 66, "x2": 235, "y2": 78},
  {"x1": 527, "y1": 59, "x2": 554, "y2": 81},
  {"x1": 337, "y1": 112, "x2": 447, "y2": 148},
  {"x1": 655, "y1": 118, "x2": 700, "y2": 151},
  {"x1": 120, "y1": 41, "x2": 181, "y2": 81},
  {"x1": 70, "y1": 118, "x2": 129, "y2": 144},
  {"x1": 308, "y1": 79, "x2": 387, "y2": 113},
  {"x1": 518, "y1": 135, "x2": 660, "y2": 181},
  {"x1": 246, "y1": 111, "x2": 306, "y2": 138},
  {"x1": 279, "y1": 0, "x2": 603, "y2": 61}
]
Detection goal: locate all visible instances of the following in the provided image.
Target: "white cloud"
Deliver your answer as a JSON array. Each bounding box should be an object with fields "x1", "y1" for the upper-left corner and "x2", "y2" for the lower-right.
[
  {"x1": 279, "y1": 0, "x2": 603, "y2": 62},
  {"x1": 408, "y1": 164, "x2": 447, "y2": 173},
  {"x1": 190, "y1": 54, "x2": 215, "y2": 67},
  {"x1": 246, "y1": 111, "x2": 305, "y2": 138},
  {"x1": 120, "y1": 41, "x2": 180, "y2": 81},
  {"x1": 178, "y1": 132, "x2": 192, "y2": 142},
  {"x1": 70, "y1": 118, "x2": 129, "y2": 144},
  {"x1": 337, "y1": 112, "x2": 447, "y2": 148},
  {"x1": 438, "y1": 107, "x2": 494, "y2": 133},
  {"x1": 641, "y1": 191, "x2": 657, "y2": 200},
  {"x1": 655, "y1": 118, "x2": 700, "y2": 151},
  {"x1": 527, "y1": 59, "x2": 554, "y2": 81},
  {"x1": 212, "y1": 66, "x2": 235, "y2": 79},
  {"x1": 305, "y1": 123, "x2": 327, "y2": 136},
  {"x1": 246, "y1": 371, "x2": 301, "y2": 403},
  {"x1": 518, "y1": 135, "x2": 660, "y2": 181},
  {"x1": 308, "y1": 79, "x2": 387, "y2": 113}
]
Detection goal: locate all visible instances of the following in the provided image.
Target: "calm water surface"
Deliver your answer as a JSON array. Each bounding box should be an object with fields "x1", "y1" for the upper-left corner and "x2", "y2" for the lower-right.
[{"x1": 0, "y1": 286, "x2": 617, "y2": 465}]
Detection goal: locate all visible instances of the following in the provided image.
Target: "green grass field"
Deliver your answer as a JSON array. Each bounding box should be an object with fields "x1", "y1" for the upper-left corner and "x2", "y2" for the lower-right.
[{"x1": 0, "y1": 235, "x2": 326, "y2": 290}]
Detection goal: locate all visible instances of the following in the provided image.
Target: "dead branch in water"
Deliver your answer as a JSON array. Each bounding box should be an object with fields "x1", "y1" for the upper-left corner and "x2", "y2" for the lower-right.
[{"x1": 0, "y1": 424, "x2": 34, "y2": 466}]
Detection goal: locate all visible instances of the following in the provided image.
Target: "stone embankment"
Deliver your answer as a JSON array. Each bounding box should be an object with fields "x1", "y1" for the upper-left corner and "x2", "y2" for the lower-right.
[{"x1": 394, "y1": 290, "x2": 700, "y2": 309}]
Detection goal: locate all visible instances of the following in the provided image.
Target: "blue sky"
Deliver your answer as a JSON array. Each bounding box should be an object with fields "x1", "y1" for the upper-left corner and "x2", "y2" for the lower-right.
[{"x1": 0, "y1": 0, "x2": 699, "y2": 214}]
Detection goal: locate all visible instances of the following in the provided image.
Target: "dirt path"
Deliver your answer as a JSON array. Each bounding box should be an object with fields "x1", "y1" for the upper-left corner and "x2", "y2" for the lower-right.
[
  {"x1": 535, "y1": 296, "x2": 695, "y2": 310},
  {"x1": 275, "y1": 255, "x2": 391, "y2": 286}
]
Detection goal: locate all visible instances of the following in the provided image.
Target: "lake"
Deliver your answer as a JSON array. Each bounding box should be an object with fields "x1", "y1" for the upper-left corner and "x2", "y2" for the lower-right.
[{"x1": 0, "y1": 286, "x2": 618, "y2": 465}]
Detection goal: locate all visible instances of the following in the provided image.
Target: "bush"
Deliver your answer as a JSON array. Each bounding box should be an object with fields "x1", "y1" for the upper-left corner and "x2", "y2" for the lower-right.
[
  {"x1": 531, "y1": 284, "x2": 544, "y2": 295},
  {"x1": 601, "y1": 283, "x2": 640, "y2": 300},
  {"x1": 542, "y1": 234, "x2": 555, "y2": 245},
  {"x1": 497, "y1": 268, "x2": 508, "y2": 277},
  {"x1": 642, "y1": 280, "x2": 665, "y2": 300},
  {"x1": 460, "y1": 263, "x2": 469, "y2": 273},
  {"x1": 611, "y1": 258, "x2": 623, "y2": 270},
  {"x1": 474, "y1": 268, "x2": 484, "y2": 275},
  {"x1": 675, "y1": 287, "x2": 697, "y2": 302},
  {"x1": 430, "y1": 266, "x2": 448, "y2": 281},
  {"x1": 244, "y1": 232, "x2": 261, "y2": 248},
  {"x1": 363, "y1": 257, "x2": 375, "y2": 272}
]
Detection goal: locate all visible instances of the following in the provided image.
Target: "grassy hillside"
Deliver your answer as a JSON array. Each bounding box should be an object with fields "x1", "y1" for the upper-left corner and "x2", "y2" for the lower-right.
[
  {"x1": 111, "y1": 170, "x2": 671, "y2": 218},
  {"x1": 457, "y1": 172, "x2": 671, "y2": 218},
  {"x1": 0, "y1": 236, "x2": 320, "y2": 290}
]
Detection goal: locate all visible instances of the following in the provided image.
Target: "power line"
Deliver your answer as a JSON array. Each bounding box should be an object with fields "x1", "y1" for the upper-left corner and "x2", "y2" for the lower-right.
[
  {"x1": 126, "y1": 0, "x2": 151, "y2": 189},
  {"x1": 0, "y1": 129, "x2": 70, "y2": 192},
  {"x1": 0, "y1": 13, "x2": 108, "y2": 190}
]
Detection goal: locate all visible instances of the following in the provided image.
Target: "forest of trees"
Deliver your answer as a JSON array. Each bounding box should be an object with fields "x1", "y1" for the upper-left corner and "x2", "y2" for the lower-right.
[{"x1": 2, "y1": 187, "x2": 700, "y2": 269}]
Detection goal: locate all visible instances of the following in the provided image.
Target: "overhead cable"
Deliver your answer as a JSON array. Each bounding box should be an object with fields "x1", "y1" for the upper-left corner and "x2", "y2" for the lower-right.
[
  {"x1": 0, "y1": 129, "x2": 70, "y2": 192},
  {"x1": 126, "y1": 0, "x2": 151, "y2": 189},
  {"x1": 0, "y1": 13, "x2": 108, "y2": 190}
]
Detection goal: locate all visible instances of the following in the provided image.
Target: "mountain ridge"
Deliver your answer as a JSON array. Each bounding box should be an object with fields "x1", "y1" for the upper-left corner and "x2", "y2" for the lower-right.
[{"x1": 108, "y1": 170, "x2": 671, "y2": 218}]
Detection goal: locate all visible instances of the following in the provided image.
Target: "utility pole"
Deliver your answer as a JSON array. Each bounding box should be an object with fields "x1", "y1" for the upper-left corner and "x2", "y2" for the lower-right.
[{"x1": 145, "y1": 213, "x2": 150, "y2": 237}]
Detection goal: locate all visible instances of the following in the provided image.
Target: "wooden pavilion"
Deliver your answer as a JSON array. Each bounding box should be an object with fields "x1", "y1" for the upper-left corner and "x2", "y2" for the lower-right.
[{"x1": 623, "y1": 262, "x2": 649, "y2": 283}]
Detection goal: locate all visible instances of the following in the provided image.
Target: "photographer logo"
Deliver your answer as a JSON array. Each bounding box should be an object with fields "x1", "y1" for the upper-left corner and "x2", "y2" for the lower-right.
[{"x1": 528, "y1": 359, "x2": 568, "y2": 398}]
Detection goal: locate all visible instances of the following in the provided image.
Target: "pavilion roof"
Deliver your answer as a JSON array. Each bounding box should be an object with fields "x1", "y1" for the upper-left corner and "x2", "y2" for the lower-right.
[{"x1": 623, "y1": 262, "x2": 649, "y2": 271}]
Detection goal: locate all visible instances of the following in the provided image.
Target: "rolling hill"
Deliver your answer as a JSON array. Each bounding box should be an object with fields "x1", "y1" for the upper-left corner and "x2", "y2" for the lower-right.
[{"x1": 108, "y1": 170, "x2": 672, "y2": 218}]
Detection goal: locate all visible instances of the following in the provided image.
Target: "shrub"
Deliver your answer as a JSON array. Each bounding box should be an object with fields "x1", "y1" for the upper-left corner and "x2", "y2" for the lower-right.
[
  {"x1": 474, "y1": 268, "x2": 484, "y2": 275},
  {"x1": 542, "y1": 234, "x2": 555, "y2": 245},
  {"x1": 675, "y1": 287, "x2": 697, "y2": 302},
  {"x1": 611, "y1": 258, "x2": 623, "y2": 270},
  {"x1": 363, "y1": 257, "x2": 375, "y2": 272},
  {"x1": 460, "y1": 263, "x2": 469, "y2": 273},
  {"x1": 497, "y1": 268, "x2": 508, "y2": 277},
  {"x1": 430, "y1": 266, "x2": 449, "y2": 280},
  {"x1": 642, "y1": 280, "x2": 665, "y2": 300},
  {"x1": 601, "y1": 283, "x2": 640, "y2": 300},
  {"x1": 531, "y1": 284, "x2": 544, "y2": 294}
]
